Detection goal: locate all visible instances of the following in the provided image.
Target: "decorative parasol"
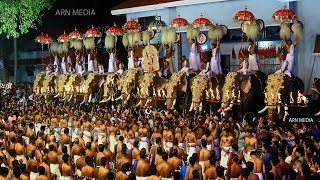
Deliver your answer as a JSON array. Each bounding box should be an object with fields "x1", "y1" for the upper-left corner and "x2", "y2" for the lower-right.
[
  {"x1": 170, "y1": 14, "x2": 189, "y2": 69},
  {"x1": 35, "y1": 33, "x2": 53, "y2": 71},
  {"x1": 58, "y1": 31, "x2": 69, "y2": 43},
  {"x1": 192, "y1": 13, "x2": 213, "y2": 29},
  {"x1": 272, "y1": 5, "x2": 297, "y2": 23},
  {"x1": 85, "y1": 25, "x2": 102, "y2": 38},
  {"x1": 233, "y1": 7, "x2": 255, "y2": 23},
  {"x1": 106, "y1": 24, "x2": 124, "y2": 62},
  {"x1": 123, "y1": 19, "x2": 141, "y2": 33},
  {"x1": 148, "y1": 14, "x2": 166, "y2": 32},
  {"x1": 69, "y1": 28, "x2": 83, "y2": 40}
]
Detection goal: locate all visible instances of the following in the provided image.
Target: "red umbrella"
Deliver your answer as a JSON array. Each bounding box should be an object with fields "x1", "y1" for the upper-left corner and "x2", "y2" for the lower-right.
[
  {"x1": 35, "y1": 33, "x2": 53, "y2": 71},
  {"x1": 272, "y1": 5, "x2": 297, "y2": 23},
  {"x1": 171, "y1": 15, "x2": 189, "y2": 69},
  {"x1": 58, "y1": 31, "x2": 69, "y2": 43},
  {"x1": 123, "y1": 19, "x2": 141, "y2": 33},
  {"x1": 233, "y1": 7, "x2": 255, "y2": 22},
  {"x1": 106, "y1": 24, "x2": 124, "y2": 63},
  {"x1": 85, "y1": 25, "x2": 102, "y2": 38},
  {"x1": 69, "y1": 28, "x2": 83, "y2": 40},
  {"x1": 193, "y1": 13, "x2": 212, "y2": 28},
  {"x1": 170, "y1": 15, "x2": 189, "y2": 28}
]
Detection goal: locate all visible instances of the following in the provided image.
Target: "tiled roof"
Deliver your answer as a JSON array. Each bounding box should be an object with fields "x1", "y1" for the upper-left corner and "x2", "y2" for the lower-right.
[{"x1": 112, "y1": 0, "x2": 181, "y2": 10}]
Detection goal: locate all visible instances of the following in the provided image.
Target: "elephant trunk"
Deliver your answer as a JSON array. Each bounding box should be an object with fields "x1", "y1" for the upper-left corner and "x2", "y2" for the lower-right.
[{"x1": 258, "y1": 106, "x2": 269, "y2": 114}]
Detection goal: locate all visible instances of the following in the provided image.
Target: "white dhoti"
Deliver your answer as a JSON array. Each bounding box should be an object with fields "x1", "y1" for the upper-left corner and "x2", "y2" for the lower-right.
[
  {"x1": 93, "y1": 127, "x2": 100, "y2": 141},
  {"x1": 125, "y1": 138, "x2": 134, "y2": 150},
  {"x1": 60, "y1": 176, "x2": 72, "y2": 180},
  {"x1": 254, "y1": 173, "x2": 264, "y2": 180},
  {"x1": 161, "y1": 177, "x2": 174, "y2": 180},
  {"x1": 136, "y1": 176, "x2": 148, "y2": 180},
  {"x1": 134, "y1": 132, "x2": 139, "y2": 138},
  {"x1": 248, "y1": 54, "x2": 259, "y2": 72},
  {"x1": 30, "y1": 172, "x2": 39, "y2": 180},
  {"x1": 98, "y1": 132, "x2": 106, "y2": 145},
  {"x1": 164, "y1": 141, "x2": 173, "y2": 153},
  {"x1": 109, "y1": 135, "x2": 117, "y2": 153},
  {"x1": 189, "y1": 52, "x2": 200, "y2": 71},
  {"x1": 35, "y1": 122, "x2": 43, "y2": 135},
  {"x1": 230, "y1": 178, "x2": 239, "y2": 180},
  {"x1": 220, "y1": 146, "x2": 232, "y2": 168},
  {"x1": 187, "y1": 143, "x2": 197, "y2": 162},
  {"x1": 75, "y1": 169, "x2": 82, "y2": 177},
  {"x1": 74, "y1": 155, "x2": 81, "y2": 165},
  {"x1": 199, "y1": 161, "x2": 206, "y2": 180},
  {"x1": 83, "y1": 130, "x2": 92, "y2": 145},
  {"x1": 207, "y1": 145, "x2": 212, "y2": 151},
  {"x1": 72, "y1": 128, "x2": 80, "y2": 142},
  {"x1": 50, "y1": 164, "x2": 61, "y2": 178},
  {"x1": 53, "y1": 128, "x2": 61, "y2": 142},
  {"x1": 139, "y1": 137, "x2": 149, "y2": 154},
  {"x1": 16, "y1": 155, "x2": 27, "y2": 164}
]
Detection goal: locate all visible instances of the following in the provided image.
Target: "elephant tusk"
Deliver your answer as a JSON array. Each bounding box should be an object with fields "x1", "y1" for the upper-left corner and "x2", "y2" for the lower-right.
[
  {"x1": 136, "y1": 100, "x2": 142, "y2": 107},
  {"x1": 115, "y1": 95, "x2": 122, "y2": 101},
  {"x1": 199, "y1": 102, "x2": 203, "y2": 112},
  {"x1": 170, "y1": 99, "x2": 176, "y2": 110},
  {"x1": 127, "y1": 94, "x2": 131, "y2": 102},
  {"x1": 88, "y1": 94, "x2": 92, "y2": 103},
  {"x1": 277, "y1": 105, "x2": 281, "y2": 114},
  {"x1": 68, "y1": 94, "x2": 73, "y2": 102},
  {"x1": 258, "y1": 106, "x2": 269, "y2": 114},
  {"x1": 189, "y1": 102, "x2": 194, "y2": 112},
  {"x1": 144, "y1": 99, "x2": 150, "y2": 107},
  {"x1": 54, "y1": 93, "x2": 60, "y2": 98}
]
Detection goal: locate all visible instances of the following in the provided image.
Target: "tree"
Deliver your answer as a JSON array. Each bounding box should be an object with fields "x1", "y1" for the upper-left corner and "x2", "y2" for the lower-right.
[
  {"x1": 0, "y1": 0, "x2": 55, "y2": 38},
  {"x1": 0, "y1": 0, "x2": 55, "y2": 83}
]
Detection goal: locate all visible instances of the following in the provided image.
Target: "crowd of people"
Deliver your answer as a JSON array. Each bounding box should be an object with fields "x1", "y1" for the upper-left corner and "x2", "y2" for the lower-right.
[{"x1": 0, "y1": 83, "x2": 319, "y2": 180}]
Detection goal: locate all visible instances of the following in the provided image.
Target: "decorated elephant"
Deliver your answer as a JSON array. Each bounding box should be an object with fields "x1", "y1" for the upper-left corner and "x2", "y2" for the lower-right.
[
  {"x1": 81, "y1": 72, "x2": 103, "y2": 104},
  {"x1": 55, "y1": 74, "x2": 70, "y2": 98},
  {"x1": 258, "y1": 74, "x2": 305, "y2": 116},
  {"x1": 189, "y1": 74, "x2": 226, "y2": 113},
  {"x1": 64, "y1": 73, "x2": 85, "y2": 101},
  {"x1": 116, "y1": 68, "x2": 143, "y2": 107},
  {"x1": 42, "y1": 74, "x2": 57, "y2": 94},
  {"x1": 219, "y1": 71, "x2": 267, "y2": 118},
  {"x1": 165, "y1": 72, "x2": 190, "y2": 110},
  {"x1": 100, "y1": 72, "x2": 120, "y2": 103},
  {"x1": 136, "y1": 72, "x2": 168, "y2": 108},
  {"x1": 33, "y1": 72, "x2": 46, "y2": 95}
]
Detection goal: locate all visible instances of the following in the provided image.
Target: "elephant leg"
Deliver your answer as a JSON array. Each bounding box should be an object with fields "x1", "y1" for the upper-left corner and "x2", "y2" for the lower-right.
[{"x1": 258, "y1": 106, "x2": 269, "y2": 114}]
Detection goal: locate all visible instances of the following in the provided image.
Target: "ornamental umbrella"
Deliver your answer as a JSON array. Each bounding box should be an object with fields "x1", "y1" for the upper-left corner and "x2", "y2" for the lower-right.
[
  {"x1": 85, "y1": 25, "x2": 102, "y2": 58},
  {"x1": 69, "y1": 28, "x2": 83, "y2": 40},
  {"x1": 35, "y1": 33, "x2": 53, "y2": 71},
  {"x1": 170, "y1": 15, "x2": 189, "y2": 69},
  {"x1": 106, "y1": 24, "x2": 124, "y2": 62},
  {"x1": 58, "y1": 31, "x2": 69, "y2": 43},
  {"x1": 272, "y1": 5, "x2": 297, "y2": 23},
  {"x1": 193, "y1": 14, "x2": 212, "y2": 65},
  {"x1": 233, "y1": 7, "x2": 255, "y2": 23}
]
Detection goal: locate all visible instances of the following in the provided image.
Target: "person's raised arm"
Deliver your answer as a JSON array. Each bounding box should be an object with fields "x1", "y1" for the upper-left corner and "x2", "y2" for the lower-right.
[{"x1": 216, "y1": 40, "x2": 220, "y2": 50}]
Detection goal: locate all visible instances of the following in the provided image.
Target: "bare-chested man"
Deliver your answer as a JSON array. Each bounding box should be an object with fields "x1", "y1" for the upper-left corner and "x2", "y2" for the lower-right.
[
  {"x1": 51, "y1": 118, "x2": 60, "y2": 142},
  {"x1": 75, "y1": 149, "x2": 86, "y2": 178},
  {"x1": 226, "y1": 154, "x2": 242, "y2": 180},
  {"x1": 205, "y1": 155, "x2": 217, "y2": 180},
  {"x1": 248, "y1": 151, "x2": 265, "y2": 180},
  {"x1": 15, "y1": 136, "x2": 26, "y2": 164},
  {"x1": 116, "y1": 163, "x2": 130, "y2": 180},
  {"x1": 244, "y1": 129, "x2": 258, "y2": 162},
  {"x1": 163, "y1": 124, "x2": 174, "y2": 154},
  {"x1": 61, "y1": 154, "x2": 73, "y2": 179},
  {"x1": 83, "y1": 119, "x2": 94, "y2": 145},
  {"x1": 81, "y1": 156, "x2": 95, "y2": 179},
  {"x1": 220, "y1": 128, "x2": 234, "y2": 168},
  {"x1": 71, "y1": 138, "x2": 82, "y2": 165},
  {"x1": 157, "y1": 152, "x2": 173, "y2": 179},
  {"x1": 168, "y1": 149, "x2": 182, "y2": 171},
  {"x1": 96, "y1": 144, "x2": 106, "y2": 167},
  {"x1": 108, "y1": 121, "x2": 118, "y2": 154},
  {"x1": 35, "y1": 166, "x2": 48, "y2": 180},
  {"x1": 199, "y1": 139, "x2": 210, "y2": 179},
  {"x1": 138, "y1": 122, "x2": 149, "y2": 154},
  {"x1": 186, "y1": 125, "x2": 197, "y2": 162},
  {"x1": 60, "y1": 118, "x2": 68, "y2": 135},
  {"x1": 147, "y1": 164, "x2": 161, "y2": 180},
  {"x1": 98, "y1": 121, "x2": 107, "y2": 145},
  {"x1": 96, "y1": 157, "x2": 109, "y2": 180},
  {"x1": 39, "y1": 156, "x2": 51, "y2": 179},
  {"x1": 27, "y1": 150, "x2": 39, "y2": 180},
  {"x1": 48, "y1": 144, "x2": 61, "y2": 179},
  {"x1": 124, "y1": 125, "x2": 135, "y2": 150},
  {"x1": 136, "y1": 148, "x2": 150, "y2": 178},
  {"x1": 61, "y1": 128, "x2": 72, "y2": 155},
  {"x1": 131, "y1": 141, "x2": 140, "y2": 172},
  {"x1": 185, "y1": 156, "x2": 202, "y2": 180},
  {"x1": 72, "y1": 117, "x2": 81, "y2": 142},
  {"x1": 116, "y1": 146, "x2": 130, "y2": 171}
]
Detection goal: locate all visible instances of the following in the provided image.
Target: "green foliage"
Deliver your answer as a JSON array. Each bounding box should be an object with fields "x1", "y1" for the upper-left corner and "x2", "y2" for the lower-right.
[{"x1": 0, "y1": 0, "x2": 55, "y2": 38}]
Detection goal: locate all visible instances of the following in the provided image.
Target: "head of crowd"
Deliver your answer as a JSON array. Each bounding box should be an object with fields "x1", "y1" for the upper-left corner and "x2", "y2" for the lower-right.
[{"x1": 0, "y1": 83, "x2": 319, "y2": 180}]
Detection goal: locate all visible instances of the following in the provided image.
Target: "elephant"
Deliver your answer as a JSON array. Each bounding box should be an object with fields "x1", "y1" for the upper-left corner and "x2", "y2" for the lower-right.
[
  {"x1": 136, "y1": 73, "x2": 168, "y2": 108},
  {"x1": 219, "y1": 71, "x2": 267, "y2": 118},
  {"x1": 258, "y1": 74, "x2": 304, "y2": 116},
  {"x1": 165, "y1": 72, "x2": 194, "y2": 111},
  {"x1": 64, "y1": 73, "x2": 85, "y2": 102},
  {"x1": 33, "y1": 72, "x2": 46, "y2": 95},
  {"x1": 189, "y1": 74, "x2": 226, "y2": 114},
  {"x1": 55, "y1": 74, "x2": 70, "y2": 98},
  {"x1": 42, "y1": 74, "x2": 58, "y2": 95},
  {"x1": 116, "y1": 68, "x2": 143, "y2": 108},
  {"x1": 81, "y1": 72, "x2": 103, "y2": 104},
  {"x1": 100, "y1": 72, "x2": 120, "y2": 103}
]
